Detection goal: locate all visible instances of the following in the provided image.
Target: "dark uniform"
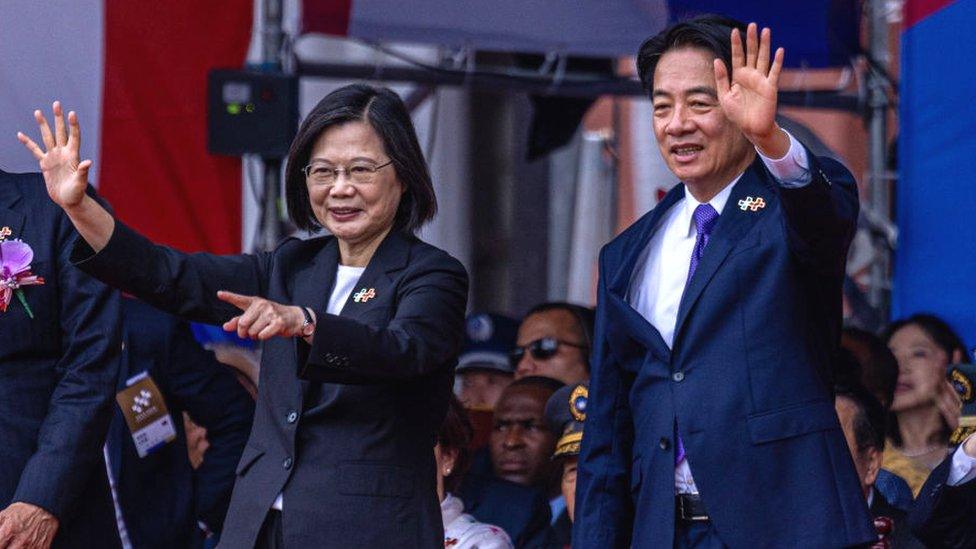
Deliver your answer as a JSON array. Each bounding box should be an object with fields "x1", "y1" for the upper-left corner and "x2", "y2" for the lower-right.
[{"x1": 543, "y1": 382, "x2": 588, "y2": 548}]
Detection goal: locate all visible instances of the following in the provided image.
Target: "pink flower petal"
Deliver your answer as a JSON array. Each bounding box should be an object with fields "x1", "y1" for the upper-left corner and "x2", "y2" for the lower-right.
[{"x1": 0, "y1": 240, "x2": 33, "y2": 276}]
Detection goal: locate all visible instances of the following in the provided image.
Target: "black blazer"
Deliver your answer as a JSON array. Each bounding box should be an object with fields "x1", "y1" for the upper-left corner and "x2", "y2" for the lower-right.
[
  {"x1": 458, "y1": 450, "x2": 552, "y2": 548},
  {"x1": 909, "y1": 449, "x2": 976, "y2": 548},
  {"x1": 0, "y1": 171, "x2": 121, "y2": 548},
  {"x1": 73, "y1": 221, "x2": 468, "y2": 548},
  {"x1": 108, "y1": 298, "x2": 254, "y2": 548}
]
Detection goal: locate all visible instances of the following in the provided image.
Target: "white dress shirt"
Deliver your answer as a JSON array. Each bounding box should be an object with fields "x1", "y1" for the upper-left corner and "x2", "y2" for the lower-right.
[
  {"x1": 272, "y1": 264, "x2": 365, "y2": 511},
  {"x1": 626, "y1": 131, "x2": 811, "y2": 494},
  {"x1": 947, "y1": 434, "x2": 976, "y2": 486}
]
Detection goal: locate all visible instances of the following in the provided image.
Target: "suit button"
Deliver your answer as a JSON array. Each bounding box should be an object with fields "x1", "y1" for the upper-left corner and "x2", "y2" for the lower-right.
[
  {"x1": 286, "y1": 411, "x2": 298, "y2": 424},
  {"x1": 672, "y1": 371, "x2": 685, "y2": 382},
  {"x1": 659, "y1": 437, "x2": 670, "y2": 450},
  {"x1": 283, "y1": 457, "x2": 293, "y2": 470}
]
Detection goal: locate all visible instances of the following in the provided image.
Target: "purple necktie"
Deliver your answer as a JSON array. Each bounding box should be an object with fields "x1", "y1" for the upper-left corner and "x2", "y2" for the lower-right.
[{"x1": 675, "y1": 203, "x2": 720, "y2": 466}]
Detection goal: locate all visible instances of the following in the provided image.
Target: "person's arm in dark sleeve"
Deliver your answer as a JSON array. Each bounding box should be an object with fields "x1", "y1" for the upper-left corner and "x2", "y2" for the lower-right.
[
  {"x1": 909, "y1": 440, "x2": 976, "y2": 547},
  {"x1": 71, "y1": 219, "x2": 271, "y2": 326},
  {"x1": 572, "y1": 248, "x2": 636, "y2": 548},
  {"x1": 13, "y1": 211, "x2": 122, "y2": 521},
  {"x1": 299, "y1": 252, "x2": 468, "y2": 384},
  {"x1": 759, "y1": 134, "x2": 859, "y2": 277},
  {"x1": 164, "y1": 319, "x2": 255, "y2": 535}
]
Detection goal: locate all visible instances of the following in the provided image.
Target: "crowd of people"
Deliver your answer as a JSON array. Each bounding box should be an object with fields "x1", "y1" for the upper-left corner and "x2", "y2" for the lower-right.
[{"x1": 1, "y1": 12, "x2": 974, "y2": 549}]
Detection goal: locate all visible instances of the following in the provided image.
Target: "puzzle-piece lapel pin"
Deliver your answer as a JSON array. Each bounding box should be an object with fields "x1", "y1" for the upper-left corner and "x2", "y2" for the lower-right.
[
  {"x1": 353, "y1": 288, "x2": 376, "y2": 303},
  {"x1": 737, "y1": 196, "x2": 766, "y2": 212}
]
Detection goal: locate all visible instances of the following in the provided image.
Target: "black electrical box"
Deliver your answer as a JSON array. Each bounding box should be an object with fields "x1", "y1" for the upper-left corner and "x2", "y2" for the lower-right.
[{"x1": 207, "y1": 69, "x2": 298, "y2": 158}]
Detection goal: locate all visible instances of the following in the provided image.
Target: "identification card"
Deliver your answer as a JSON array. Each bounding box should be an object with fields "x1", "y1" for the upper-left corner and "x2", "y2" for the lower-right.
[{"x1": 116, "y1": 372, "x2": 177, "y2": 457}]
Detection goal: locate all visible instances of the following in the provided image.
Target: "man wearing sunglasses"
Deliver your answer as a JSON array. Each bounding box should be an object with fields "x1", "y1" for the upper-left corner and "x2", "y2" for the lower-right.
[{"x1": 512, "y1": 303, "x2": 594, "y2": 385}]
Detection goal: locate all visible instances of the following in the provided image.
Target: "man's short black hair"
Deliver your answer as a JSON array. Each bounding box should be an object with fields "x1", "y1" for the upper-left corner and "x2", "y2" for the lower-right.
[
  {"x1": 524, "y1": 302, "x2": 595, "y2": 352},
  {"x1": 835, "y1": 381, "x2": 887, "y2": 454},
  {"x1": 636, "y1": 14, "x2": 747, "y2": 96},
  {"x1": 507, "y1": 375, "x2": 566, "y2": 395},
  {"x1": 842, "y1": 326, "x2": 899, "y2": 408}
]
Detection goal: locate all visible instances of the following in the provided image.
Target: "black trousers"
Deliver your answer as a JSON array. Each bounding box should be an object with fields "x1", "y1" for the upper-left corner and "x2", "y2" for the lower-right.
[{"x1": 256, "y1": 510, "x2": 284, "y2": 549}]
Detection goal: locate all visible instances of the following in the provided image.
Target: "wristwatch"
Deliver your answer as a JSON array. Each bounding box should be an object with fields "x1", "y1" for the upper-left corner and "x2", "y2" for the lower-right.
[{"x1": 300, "y1": 306, "x2": 315, "y2": 337}]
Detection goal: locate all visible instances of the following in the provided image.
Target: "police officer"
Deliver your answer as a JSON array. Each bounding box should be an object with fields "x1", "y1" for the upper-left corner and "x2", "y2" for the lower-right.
[{"x1": 544, "y1": 382, "x2": 588, "y2": 547}]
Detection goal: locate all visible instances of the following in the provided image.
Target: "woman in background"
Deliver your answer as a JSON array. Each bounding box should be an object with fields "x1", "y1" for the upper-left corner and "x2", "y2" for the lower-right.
[
  {"x1": 437, "y1": 397, "x2": 512, "y2": 549},
  {"x1": 883, "y1": 313, "x2": 967, "y2": 494}
]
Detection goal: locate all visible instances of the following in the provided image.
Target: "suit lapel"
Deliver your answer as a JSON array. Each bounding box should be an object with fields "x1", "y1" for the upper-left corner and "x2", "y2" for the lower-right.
[
  {"x1": 606, "y1": 292, "x2": 671, "y2": 360},
  {"x1": 336, "y1": 230, "x2": 411, "y2": 321},
  {"x1": 292, "y1": 238, "x2": 340, "y2": 314},
  {"x1": 605, "y1": 185, "x2": 685, "y2": 358},
  {"x1": 292, "y1": 238, "x2": 339, "y2": 401},
  {"x1": 297, "y1": 230, "x2": 411, "y2": 404},
  {"x1": 0, "y1": 180, "x2": 26, "y2": 241},
  {"x1": 672, "y1": 159, "x2": 770, "y2": 347},
  {"x1": 608, "y1": 185, "x2": 685, "y2": 295}
]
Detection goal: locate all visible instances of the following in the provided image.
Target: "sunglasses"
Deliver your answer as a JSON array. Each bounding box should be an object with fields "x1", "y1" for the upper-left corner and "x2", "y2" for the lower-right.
[{"x1": 509, "y1": 337, "x2": 587, "y2": 368}]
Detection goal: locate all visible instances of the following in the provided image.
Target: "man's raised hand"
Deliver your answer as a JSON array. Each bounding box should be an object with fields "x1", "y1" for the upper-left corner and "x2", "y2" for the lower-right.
[
  {"x1": 17, "y1": 102, "x2": 90, "y2": 210},
  {"x1": 713, "y1": 23, "x2": 788, "y2": 157}
]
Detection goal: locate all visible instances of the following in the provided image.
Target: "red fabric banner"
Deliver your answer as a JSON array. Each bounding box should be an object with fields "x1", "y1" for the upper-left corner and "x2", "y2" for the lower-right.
[
  {"x1": 99, "y1": 1, "x2": 253, "y2": 253},
  {"x1": 904, "y1": 0, "x2": 956, "y2": 28},
  {"x1": 301, "y1": 0, "x2": 352, "y2": 36}
]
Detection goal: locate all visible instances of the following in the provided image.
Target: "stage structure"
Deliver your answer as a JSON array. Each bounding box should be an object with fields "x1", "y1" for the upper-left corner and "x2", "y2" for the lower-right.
[{"x1": 240, "y1": 0, "x2": 896, "y2": 323}]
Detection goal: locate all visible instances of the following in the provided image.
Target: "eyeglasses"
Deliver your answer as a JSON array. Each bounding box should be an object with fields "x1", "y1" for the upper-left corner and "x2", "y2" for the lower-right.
[
  {"x1": 509, "y1": 337, "x2": 587, "y2": 368},
  {"x1": 302, "y1": 160, "x2": 393, "y2": 185}
]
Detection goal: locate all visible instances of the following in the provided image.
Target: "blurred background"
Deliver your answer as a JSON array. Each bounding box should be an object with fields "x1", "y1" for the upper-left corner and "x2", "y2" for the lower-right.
[{"x1": 0, "y1": 0, "x2": 972, "y2": 346}]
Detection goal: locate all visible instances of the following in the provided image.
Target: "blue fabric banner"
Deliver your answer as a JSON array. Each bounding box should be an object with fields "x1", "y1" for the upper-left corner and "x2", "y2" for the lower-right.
[{"x1": 894, "y1": 0, "x2": 976, "y2": 350}]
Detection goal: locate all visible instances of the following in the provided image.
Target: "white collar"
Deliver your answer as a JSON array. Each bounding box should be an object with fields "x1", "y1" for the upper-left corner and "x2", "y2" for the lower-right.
[{"x1": 678, "y1": 174, "x2": 741, "y2": 238}]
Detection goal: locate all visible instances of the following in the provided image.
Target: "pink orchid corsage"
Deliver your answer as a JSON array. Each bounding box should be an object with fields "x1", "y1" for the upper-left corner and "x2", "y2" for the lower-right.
[{"x1": 0, "y1": 239, "x2": 45, "y2": 319}]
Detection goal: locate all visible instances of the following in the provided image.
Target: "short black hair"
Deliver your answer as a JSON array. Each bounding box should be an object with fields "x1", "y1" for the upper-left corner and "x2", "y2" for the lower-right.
[
  {"x1": 835, "y1": 381, "x2": 887, "y2": 454},
  {"x1": 507, "y1": 375, "x2": 566, "y2": 395},
  {"x1": 437, "y1": 396, "x2": 473, "y2": 493},
  {"x1": 284, "y1": 83, "x2": 437, "y2": 233},
  {"x1": 842, "y1": 327, "x2": 899, "y2": 409},
  {"x1": 636, "y1": 14, "x2": 747, "y2": 96},
  {"x1": 524, "y1": 302, "x2": 595, "y2": 352}
]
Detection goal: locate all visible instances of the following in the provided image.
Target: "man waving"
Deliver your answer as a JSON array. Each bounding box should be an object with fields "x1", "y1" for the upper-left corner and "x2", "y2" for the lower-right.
[{"x1": 574, "y1": 16, "x2": 875, "y2": 548}]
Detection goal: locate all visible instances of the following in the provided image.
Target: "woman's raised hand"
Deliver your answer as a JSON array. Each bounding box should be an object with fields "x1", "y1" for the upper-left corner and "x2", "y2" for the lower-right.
[
  {"x1": 17, "y1": 101, "x2": 90, "y2": 210},
  {"x1": 217, "y1": 290, "x2": 310, "y2": 341}
]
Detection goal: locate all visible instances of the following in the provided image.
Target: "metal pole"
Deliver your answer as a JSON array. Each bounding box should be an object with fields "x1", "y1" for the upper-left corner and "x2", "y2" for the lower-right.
[
  {"x1": 256, "y1": 0, "x2": 285, "y2": 252},
  {"x1": 867, "y1": 0, "x2": 890, "y2": 315}
]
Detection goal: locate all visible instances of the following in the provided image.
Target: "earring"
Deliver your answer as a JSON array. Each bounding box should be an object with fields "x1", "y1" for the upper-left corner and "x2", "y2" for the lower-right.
[{"x1": 444, "y1": 468, "x2": 452, "y2": 476}]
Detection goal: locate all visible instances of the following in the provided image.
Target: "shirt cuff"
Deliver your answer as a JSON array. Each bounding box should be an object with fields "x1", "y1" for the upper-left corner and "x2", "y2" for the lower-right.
[
  {"x1": 947, "y1": 434, "x2": 976, "y2": 486},
  {"x1": 757, "y1": 130, "x2": 811, "y2": 188}
]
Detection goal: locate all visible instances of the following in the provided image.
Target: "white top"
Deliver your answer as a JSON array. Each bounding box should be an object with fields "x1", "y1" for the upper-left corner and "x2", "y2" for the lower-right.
[
  {"x1": 442, "y1": 493, "x2": 513, "y2": 549},
  {"x1": 626, "y1": 132, "x2": 811, "y2": 494},
  {"x1": 272, "y1": 264, "x2": 365, "y2": 511},
  {"x1": 948, "y1": 434, "x2": 976, "y2": 486}
]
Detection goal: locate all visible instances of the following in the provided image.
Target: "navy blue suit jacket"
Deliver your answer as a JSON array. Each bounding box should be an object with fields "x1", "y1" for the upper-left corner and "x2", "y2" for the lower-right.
[
  {"x1": 73, "y1": 222, "x2": 468, "y2": 548},
  {"x1": 0, "y1": 171, "x2": 121, "y2": 547},
  {"x1": 909, "y1": 449, "x2": 976, "y2": 548},
  {"x1": 574, "y1": 152, "x2": 876, "y2": 548},
  {"x1": 107, "y1": 298, "x2": 254, "y2": 548}
]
